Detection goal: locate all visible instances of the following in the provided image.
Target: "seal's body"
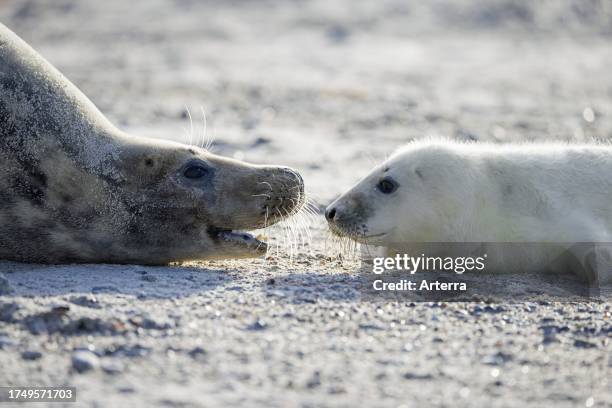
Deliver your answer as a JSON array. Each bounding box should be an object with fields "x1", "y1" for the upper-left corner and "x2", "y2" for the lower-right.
[
  {"x1": 0, "y1": 23, "x2": 303, "y2": 264},
  {"x1": 326, "y1": 140, "x2": 612, "y2": 284}
]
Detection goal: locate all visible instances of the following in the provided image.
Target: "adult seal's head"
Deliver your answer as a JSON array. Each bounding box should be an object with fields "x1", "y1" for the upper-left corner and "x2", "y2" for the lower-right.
[{"x1": 0, "y1": 23, "x2": 304, "y2": 264}]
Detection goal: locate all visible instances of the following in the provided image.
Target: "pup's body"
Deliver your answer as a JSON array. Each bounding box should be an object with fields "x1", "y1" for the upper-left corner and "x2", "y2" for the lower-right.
[
  {"x1": 326, "y1": 140, "x2": 612, "y2": 284},
  {"x1": 0, "y1": 23, "x2": 303, "y2": 264}
]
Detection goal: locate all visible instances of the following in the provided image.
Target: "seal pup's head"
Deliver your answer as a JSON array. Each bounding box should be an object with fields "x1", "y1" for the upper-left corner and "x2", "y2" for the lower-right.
[{"x1": 325, "y1": 141, "x2": 473, "y2": 246}]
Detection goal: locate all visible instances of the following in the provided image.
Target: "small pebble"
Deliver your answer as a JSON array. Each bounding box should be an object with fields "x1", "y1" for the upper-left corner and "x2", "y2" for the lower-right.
[
  {"x1": 72, "y1": 351, "x2": 100, "y2": 373},
  {"x1": 188, "y1": 346, "x2": 206, "y2": 358},
  {"x1": 246, "y1": 319, "x2": 268, "y2": 331},
  {"x1": 69, "y1": 295, "x2": 100, "y2": 309},
  {"x1": 574, "y1": 339, "x2": 597, "y2": 349},
  {"x1": 0, "y1": 336, "x2": 16, "y2": 349},
  {"x1": 403, "y1": 372, "x2": 433, "y2": 380},
  {"x1": 101, "y1": 359, "x2": 124, "y2": 374},
  {"x1": 21, "y1": 350, "x2": 42, "y2": 360},
  {"x1": 306, "y1": 371, "x2": 321, "y2": 388},
  {"x1": 0, "y1": 302, "x2": 19, "y2": 322},
  {"x1": 0, "y1": 273, "x2": 12, "y2": 294}
]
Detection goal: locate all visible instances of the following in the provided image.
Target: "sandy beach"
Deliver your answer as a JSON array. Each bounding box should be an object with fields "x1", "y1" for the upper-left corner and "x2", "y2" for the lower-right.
[{"x1": 0, "y1": 1, "x2": 611, "y2": 406}]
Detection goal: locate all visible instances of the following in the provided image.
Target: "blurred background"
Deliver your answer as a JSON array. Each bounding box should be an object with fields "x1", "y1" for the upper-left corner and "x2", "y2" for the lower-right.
[{"x1": 1, "y1": 0, "x2": 611, "y2": 204}]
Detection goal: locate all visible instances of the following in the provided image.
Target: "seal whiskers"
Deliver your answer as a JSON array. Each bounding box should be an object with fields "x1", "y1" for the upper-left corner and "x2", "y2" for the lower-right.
[{"x1": 258, "y1": 190, "x2": 317, "y2": 262}]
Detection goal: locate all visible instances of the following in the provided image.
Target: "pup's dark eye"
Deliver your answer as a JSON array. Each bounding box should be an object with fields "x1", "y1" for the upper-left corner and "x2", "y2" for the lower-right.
[
  {"x1": 377, "y1": 177, "x2": 398, "y2": 194},
  {"x1": 183, "y1": 165, "x2": 209, "y2": 179}
]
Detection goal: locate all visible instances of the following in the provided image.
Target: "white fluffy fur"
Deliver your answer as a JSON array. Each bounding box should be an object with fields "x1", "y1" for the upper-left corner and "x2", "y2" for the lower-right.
[
  {"x1": 337, "y1": 139, "x2": 612, "y2": 284},
  {"x1": 374, "y1": 140, "x2": 612, "y2": 242}
]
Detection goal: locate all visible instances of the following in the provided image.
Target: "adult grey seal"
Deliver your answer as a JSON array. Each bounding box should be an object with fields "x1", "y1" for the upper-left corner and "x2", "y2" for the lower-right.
[{"x1": 0, "y1": 23, "x2": 304, "y2": 264}]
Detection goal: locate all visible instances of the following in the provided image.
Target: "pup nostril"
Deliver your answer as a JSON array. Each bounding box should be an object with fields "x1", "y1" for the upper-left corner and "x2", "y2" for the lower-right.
[{"x1": 325, "y1": 207, "x2": 336, "y2": 221}]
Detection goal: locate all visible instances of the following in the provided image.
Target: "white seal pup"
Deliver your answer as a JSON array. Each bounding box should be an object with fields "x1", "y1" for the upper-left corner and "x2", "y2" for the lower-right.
[
  {"x1": 325, "y1": 139, "x2": 612, "y2": 285},
  {"x1": 0, "y1": 23, "x2": 304, "y2": 264}
]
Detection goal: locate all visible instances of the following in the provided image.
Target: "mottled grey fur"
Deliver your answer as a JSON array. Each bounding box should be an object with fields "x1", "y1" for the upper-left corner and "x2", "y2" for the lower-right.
[{"x1": 0, "y1": 23, "x2": 303, "y2": 264}]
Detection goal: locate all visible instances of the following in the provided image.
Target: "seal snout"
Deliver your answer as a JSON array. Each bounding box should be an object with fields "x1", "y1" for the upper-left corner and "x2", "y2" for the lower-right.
[
  {"x1": 260, "y1": 166, "x2": 305, "y2": 219},
  {"x1": 324, "y1": 193, "x2": 373, "y2": 240},
  {"x1": 278, "y1": 166, "x2": 305, "y2": 199}
]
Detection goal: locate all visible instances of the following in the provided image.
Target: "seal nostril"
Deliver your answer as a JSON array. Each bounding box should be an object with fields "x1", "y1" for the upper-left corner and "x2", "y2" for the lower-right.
[{"x1": 325, "y1": 207, "x2": 336, "y2": 222}]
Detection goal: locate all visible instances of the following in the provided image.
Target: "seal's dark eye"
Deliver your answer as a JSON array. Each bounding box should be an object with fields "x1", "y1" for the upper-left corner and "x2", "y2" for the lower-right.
[
  {"x1": 377, "y1": 177, "x2": 398, "y2": 194},
  {"x1": 183, "y1": 165, "x2": 209, "y2": 179}
]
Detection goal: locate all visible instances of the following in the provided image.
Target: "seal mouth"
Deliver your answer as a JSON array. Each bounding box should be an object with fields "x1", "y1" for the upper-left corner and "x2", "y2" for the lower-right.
[
  {"x1": 329, "y1": 224, "x2": 390, "y2": 244},
  {"x1": 207, "y1": 226, "x2": 268, "y2": 253}
]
